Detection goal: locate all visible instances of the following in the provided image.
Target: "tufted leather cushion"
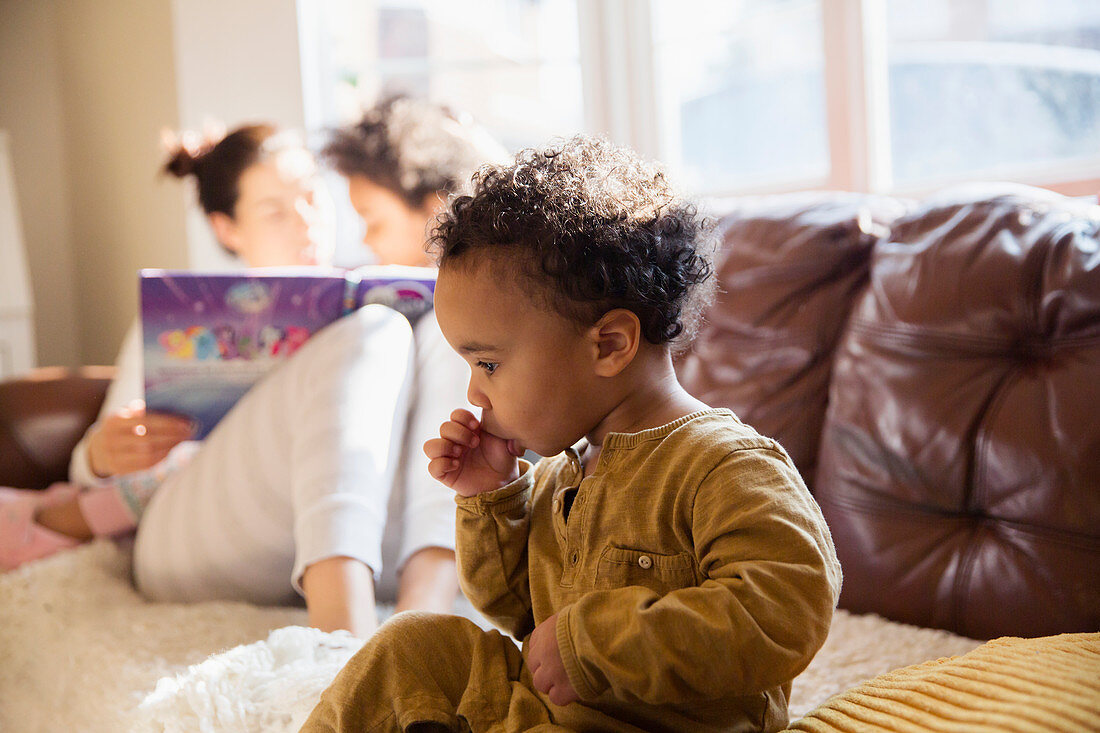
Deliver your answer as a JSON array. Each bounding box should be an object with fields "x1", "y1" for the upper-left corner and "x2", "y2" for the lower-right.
[
  {"x1": 0, "y1": 366, "x2": 114, "y2": 490},
  {"x1": 678, "y1": 193, "x2": 910, "y2": 487},
  {"x1": 815, "y1": 185, "x2": 1100, "y2": 639}
]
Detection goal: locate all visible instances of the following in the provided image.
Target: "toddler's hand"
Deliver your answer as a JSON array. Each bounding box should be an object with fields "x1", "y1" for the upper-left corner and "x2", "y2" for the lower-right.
[
  {"x1": 528, "y1": 612, "x2": 578, "y2": 706},
  {"x1": 423, "y1": 408, "x2": 523, "y2": 497}
]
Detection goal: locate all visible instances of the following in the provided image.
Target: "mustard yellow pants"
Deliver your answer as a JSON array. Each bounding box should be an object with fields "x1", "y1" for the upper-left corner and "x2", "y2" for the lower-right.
[{"x1": 301, "y1": 612, "x2": 572, "y2": 733}]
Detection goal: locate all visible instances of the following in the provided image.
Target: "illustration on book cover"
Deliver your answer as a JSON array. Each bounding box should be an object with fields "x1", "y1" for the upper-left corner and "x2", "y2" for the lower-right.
[{"x1": 141, "y1": 267, "x2": 435, "y2": 439}]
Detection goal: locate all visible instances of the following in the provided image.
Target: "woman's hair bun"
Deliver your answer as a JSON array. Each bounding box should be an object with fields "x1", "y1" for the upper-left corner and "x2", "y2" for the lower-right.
[
  {"x1": 161, "y1": 122, "x2": 282, "y2": 217},
  {"x1": 162, "y1": 129, "x2": 215, "y2": 178}
]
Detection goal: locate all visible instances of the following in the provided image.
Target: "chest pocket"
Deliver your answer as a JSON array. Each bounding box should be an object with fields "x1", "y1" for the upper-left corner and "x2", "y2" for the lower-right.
[{"x1": 594, "y1": 545, "x2": 697, "y2": 596}]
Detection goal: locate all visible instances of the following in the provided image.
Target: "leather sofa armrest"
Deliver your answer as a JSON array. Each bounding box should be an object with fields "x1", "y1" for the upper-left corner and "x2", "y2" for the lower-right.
[{"x1": 0, "y1": 366, "x2": 115, "y2": 490}]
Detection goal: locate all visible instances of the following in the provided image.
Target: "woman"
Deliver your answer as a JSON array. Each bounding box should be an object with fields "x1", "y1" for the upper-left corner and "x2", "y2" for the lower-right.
[
  {"x1": 318, "y1": 96, "x2": 509, "y2": 611},
  {"x1": 321, "y1": 96, "x2": 506, "y2": 269},
  {"x1": 4, "y1": 109, "x2": 501, "y2": 636}
]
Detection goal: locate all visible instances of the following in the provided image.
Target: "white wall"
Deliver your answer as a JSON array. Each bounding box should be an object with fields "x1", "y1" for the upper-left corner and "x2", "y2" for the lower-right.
[
  {"x1": 57, "y1": 0, "x2": 190, "y2": 366},
  {"x1": 0, "y1": 0, "x2": 308, "y2": 366},
  {"x1": 0, "y1": 0, "x2": 80, "y2": 368},
  {"x1": 0, "y1": 131, "x2": 38, "y2": 378}
]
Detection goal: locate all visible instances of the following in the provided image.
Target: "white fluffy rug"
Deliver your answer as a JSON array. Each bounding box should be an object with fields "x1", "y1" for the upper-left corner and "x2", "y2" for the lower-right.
[
  {"x1": 0, "y1": 540, "x2": 982, "y2": 732},
  {"x1": 134, "y1": 626, "x2": 364, "y2": 732}
]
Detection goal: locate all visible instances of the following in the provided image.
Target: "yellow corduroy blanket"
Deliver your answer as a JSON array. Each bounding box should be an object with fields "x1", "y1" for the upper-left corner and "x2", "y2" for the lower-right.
[{"x1": 788, "y1": 632, "x2": 1100, "y2": 733}]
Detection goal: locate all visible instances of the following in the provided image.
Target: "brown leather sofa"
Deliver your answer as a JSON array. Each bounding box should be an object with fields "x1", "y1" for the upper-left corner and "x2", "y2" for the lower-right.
[
  {"x1": 0, "y1": 366, "x2": 114, "y2": 490},
  {"x1": 678, "y1": 183, "x2": 1100, "y2": 641},
  {"x1": 2, "y1": 183, "x2": 1096, "y2": 644}
]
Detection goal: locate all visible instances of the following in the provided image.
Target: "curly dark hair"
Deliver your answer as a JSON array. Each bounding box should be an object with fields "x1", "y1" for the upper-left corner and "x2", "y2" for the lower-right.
[
  {"x1": 429, "y1": 135, "x2": 715, "y2": 349},
  {"x1": 320, "y1": 95, "x2": 505, "y2": 208}
]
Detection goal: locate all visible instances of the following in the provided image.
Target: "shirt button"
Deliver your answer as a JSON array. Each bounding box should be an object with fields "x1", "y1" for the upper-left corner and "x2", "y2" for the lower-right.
[
  {"x1": 553, "y1": 498, "x2": 560, "y2": 512},
  {"x1": 638, "y1": 555, "x2": 653, "y2": 569}
]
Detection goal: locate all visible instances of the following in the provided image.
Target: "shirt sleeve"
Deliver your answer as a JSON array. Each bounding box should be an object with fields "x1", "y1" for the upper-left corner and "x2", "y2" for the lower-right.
[
  {"x1": 454, "y1": 460, "x2": 537, "y2": 639},
  {"x1": 556, "y1": 446, "x2": 843, "y2": 705},
  {"x1": 70, "y1": 318, "x2": 145, "y2": 485},
  {"x1": 395, "y1": 312, "x2": 473, "y2": 568}
]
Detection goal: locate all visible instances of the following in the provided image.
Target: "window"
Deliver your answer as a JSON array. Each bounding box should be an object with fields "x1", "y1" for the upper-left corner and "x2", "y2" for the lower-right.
[
  {"x1": 298, "y1": 0, "x2": 586, "y2": 265},
  {"x1": 299, "y1": 0, "x2": 1100, "y2": 207},
  {"x1": 649, "y1": 0, "x2": 828, "y2": 194},
  {"x1": 883, "y1": 0, "x2": 1100, "y2": 190},
  {"x1": 299, "y1": 0, "x2": 585, "y2": 150}
]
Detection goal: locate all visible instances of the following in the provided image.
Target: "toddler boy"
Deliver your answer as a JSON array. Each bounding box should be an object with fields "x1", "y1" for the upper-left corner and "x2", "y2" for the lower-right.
[{"x1": 303, "y1": 136, "x2": 842, "y2": 732}]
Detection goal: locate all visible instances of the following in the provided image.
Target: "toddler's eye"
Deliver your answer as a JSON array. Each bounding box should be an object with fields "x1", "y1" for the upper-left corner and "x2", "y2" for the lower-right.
[{"x1": 476, "y1": 360, "x2": 499, "y2": 375}]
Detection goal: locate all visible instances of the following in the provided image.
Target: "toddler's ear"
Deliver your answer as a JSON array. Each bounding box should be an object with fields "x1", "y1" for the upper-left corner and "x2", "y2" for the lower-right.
[{"x1": 589, "y1": 309, "x2": 640, "y2": 377}]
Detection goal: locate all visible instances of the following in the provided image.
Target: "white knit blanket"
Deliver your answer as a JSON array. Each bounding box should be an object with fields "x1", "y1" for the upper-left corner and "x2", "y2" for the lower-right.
[{"x1": 0, "y1": 540, "x2": 982, "y2": 732}]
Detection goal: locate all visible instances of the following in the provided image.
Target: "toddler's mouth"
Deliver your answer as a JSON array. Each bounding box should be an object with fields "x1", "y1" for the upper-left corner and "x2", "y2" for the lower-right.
[{"x1": 478, "y1": 415, "x2": 524, "y2": 457}]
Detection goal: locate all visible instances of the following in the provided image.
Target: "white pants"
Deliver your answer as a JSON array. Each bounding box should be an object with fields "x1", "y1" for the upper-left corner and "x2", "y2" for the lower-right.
[{"x1": 133, "y1": 305, "x2": 415, "y2": 606}]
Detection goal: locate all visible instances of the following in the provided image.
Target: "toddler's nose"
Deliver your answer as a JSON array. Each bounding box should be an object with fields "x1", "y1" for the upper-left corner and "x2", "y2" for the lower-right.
[{"x1": 467, "y1": 382, "x2": 490, "y2": 410}]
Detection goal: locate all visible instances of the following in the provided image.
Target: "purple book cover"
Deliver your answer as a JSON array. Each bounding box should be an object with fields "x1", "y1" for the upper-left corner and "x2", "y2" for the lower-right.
[{"x1": 141, "y1": 266, "x2": 435, "y2": 439}]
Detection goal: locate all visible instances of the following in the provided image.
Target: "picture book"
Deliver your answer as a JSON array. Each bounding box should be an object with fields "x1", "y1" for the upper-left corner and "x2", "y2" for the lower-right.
[{"x1": 140, "y1": 265, "x2": 436, "y2": 439}]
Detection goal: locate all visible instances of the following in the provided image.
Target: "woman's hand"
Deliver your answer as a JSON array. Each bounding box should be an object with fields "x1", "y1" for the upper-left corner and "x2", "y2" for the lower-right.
[
  {"x1": 87, "y1": 400, "x2": 194, "y2": 477},
  {"x1": 423, "y1": 408, "x2": 523, "y2": 497},
  {"x1": 528, "y1": 612, "x2": 579, "y2": 706}
]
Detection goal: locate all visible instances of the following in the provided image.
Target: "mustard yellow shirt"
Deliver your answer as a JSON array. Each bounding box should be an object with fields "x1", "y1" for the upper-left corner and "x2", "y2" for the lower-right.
[{"x1": 456, "y1": 408, "x2": 843, "y2": 732}]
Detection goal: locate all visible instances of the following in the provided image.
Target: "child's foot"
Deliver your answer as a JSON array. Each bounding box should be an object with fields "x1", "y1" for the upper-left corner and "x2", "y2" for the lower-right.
[{"x1": 0, "y1": 486, "x2": 82, "y2": 571}]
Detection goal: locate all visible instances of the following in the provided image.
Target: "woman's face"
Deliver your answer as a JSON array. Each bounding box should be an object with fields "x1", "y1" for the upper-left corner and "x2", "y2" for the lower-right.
[
  {"x1": 346, "y1": 175, "x2": 441, "y2": 267},
  {"x1": 214, "y1": 148, "x2": 334, "y2": 268}
]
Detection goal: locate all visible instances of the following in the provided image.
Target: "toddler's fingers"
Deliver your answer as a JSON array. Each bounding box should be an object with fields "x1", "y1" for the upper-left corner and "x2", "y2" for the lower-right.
[
  {"x1": 531, "y1": 665, "x2": 550, "y2": 694},
  {"x1": 449, "y1": 408, "x2": 480, "y2": 432},
  {"x1": 547, "y1": 684, "x2": 576, "y2": 707},
  {"x1": 426, "y1": 456, "x2": 458, "y2": 485},
  {"x1": 439, "y1": 420, "x2": 479, "y2": 449},
  {"x1": 423, "y1": 437, "x2": 461, "y2": 460}
]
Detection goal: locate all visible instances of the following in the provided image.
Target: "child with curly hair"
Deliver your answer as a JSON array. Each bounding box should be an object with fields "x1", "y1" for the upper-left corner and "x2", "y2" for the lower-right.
[{"x1": 302, "y1": 136, "x2": 842, "y2": 732}]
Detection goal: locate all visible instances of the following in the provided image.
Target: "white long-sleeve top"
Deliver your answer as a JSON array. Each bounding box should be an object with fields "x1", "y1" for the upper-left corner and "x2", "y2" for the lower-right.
[{"x1": 71, "y1": 306, "x2": 470, "y2": 604}]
